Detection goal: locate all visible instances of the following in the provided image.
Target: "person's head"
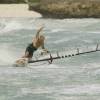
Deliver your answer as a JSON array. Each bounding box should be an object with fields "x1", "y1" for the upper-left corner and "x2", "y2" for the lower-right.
[{"x1": 39, "y1": 35, "x2": 45, "y2": 41}]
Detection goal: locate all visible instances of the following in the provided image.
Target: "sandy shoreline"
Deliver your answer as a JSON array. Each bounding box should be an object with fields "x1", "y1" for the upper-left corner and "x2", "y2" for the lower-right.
[{"x1": 0, "y1": 4, "x2": 42, "y2": 18}]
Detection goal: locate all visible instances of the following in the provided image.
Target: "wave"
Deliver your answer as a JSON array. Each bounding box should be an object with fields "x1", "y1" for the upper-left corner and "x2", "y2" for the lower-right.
[
  {"x1": 0, "y1": 18, "x2": 37, "y2": 34},
  {"x1": 0, "y1": 18, "x2": 100, "y2": 35},
  {"x1": 53, "y1": 36, "x2": 78, "y2": 44}
]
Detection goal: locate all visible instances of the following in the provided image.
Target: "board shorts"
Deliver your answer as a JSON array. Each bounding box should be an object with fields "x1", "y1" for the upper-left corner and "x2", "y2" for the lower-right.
[{"x1": 25, "y1": 43, "x2": 37, "y2": 58}]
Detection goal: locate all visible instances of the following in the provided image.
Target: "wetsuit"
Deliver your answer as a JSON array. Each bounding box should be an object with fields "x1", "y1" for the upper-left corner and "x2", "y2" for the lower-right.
[{"x1": 25, "y1": 43, "x2": 37, "y2": 58}]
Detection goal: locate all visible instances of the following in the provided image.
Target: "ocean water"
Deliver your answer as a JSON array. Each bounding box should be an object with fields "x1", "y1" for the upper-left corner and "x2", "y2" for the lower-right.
[{"x1": 0, "y1": 18, "x2": 100, "y2": 100}]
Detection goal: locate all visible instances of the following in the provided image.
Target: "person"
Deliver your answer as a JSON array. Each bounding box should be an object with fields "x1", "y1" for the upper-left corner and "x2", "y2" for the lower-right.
[{"x1": 22, "y1": 26, "x2": 49, "y2": 61}]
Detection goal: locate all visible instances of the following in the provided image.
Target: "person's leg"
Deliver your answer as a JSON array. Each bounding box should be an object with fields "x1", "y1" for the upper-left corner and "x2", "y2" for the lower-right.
[
  {"x1": 25, "y1": 51, "x2": 29, "y2": 57},
  {"x1": 25, "y1": 51, "x2": 33, "y2": 61},
  {"x1": 22, "y1": 51, "x2": 29, "y2": 58}
]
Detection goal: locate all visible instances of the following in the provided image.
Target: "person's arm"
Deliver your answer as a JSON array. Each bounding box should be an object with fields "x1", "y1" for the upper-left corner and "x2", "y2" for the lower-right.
[
  {"x1": 36, "y1": 26, "x2": 44, "y2": 39},
  {"x1": 41, "y1": 43, "x2": 45, "y2": 50},
  {"x1": 41, "y1": 43, "x2": 49, "y2": 55}
]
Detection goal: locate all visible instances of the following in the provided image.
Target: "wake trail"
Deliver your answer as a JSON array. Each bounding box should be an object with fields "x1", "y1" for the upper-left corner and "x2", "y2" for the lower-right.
[{"x1": 0, "y1": 46, "x2": 17, "y2": 65}]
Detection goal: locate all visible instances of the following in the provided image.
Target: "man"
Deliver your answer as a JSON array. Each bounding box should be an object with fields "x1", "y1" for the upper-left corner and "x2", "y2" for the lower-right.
[{"x1": 22, "y1": 26, "x2": 48, "y2": 61}]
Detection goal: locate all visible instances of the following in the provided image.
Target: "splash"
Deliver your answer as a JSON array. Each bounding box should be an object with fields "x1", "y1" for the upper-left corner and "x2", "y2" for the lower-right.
[{"x1": 0, "y1": 45, "x2": 16, "y2": 65}]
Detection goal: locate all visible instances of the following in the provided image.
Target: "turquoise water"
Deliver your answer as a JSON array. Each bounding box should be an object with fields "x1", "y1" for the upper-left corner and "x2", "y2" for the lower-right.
[{"x1": 0, "y1": 18, "x2": 100, "y2": 100}]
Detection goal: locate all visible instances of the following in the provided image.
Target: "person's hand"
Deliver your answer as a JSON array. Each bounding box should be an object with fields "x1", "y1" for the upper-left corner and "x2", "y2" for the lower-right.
[
  {"x1": 39, "y1": 26, "x2": 44, "y2": 31},
  {"x1": 38, "y1": 24, "x2": 44, "y2": 30},
  {"x1": 43, "y1": 48, "x2": 50, "y2": 53},
  {"x1": 41, "y1": 49, "x2": 50, "y2": 55}
]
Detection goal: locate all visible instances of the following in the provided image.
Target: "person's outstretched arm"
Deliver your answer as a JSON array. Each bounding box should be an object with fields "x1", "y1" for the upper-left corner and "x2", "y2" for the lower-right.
[{"x1": 36, "y1": 26, "x2": 44, "y2": 39}]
